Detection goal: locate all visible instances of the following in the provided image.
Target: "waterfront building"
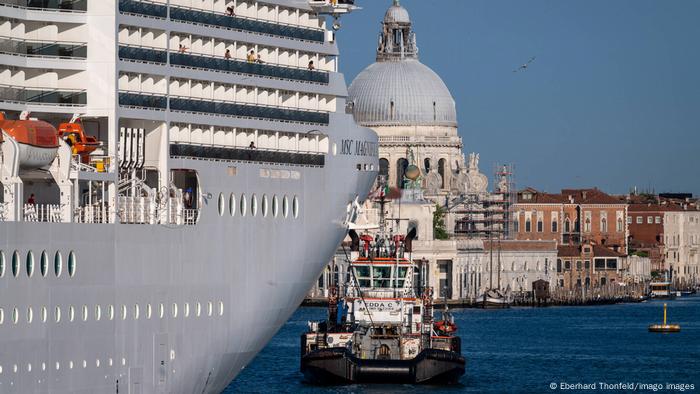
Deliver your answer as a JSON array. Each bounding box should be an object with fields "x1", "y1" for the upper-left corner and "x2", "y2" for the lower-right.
[
  {"x1": 627, "y1": 202, "x2": 679, "y2": 273},
  {"x1": 663, "y1": 209, "x2": 700, "y2": 288},
  {"x1": 556, "y1": 243, "x2": 625, "y2": 290}
]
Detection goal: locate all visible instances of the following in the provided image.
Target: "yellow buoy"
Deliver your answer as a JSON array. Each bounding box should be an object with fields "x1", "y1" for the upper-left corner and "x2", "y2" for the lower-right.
[{"x1": 648, "y1": 303, "x2": 681, "y2": 333}]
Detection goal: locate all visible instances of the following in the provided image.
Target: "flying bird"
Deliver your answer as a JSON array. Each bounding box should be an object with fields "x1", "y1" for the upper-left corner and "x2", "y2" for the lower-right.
[{"x1": 513, "y1": 56, "x2": 536, "y2": 72}]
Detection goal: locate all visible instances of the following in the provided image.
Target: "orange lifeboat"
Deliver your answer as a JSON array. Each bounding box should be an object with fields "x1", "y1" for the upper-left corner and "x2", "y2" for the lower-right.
[
  {"x1": 57, "y1": 121, "x2": 100, "y2": 163},
  {"x1": 0, "y1": 112, "x2": 59, "y2": 169}
]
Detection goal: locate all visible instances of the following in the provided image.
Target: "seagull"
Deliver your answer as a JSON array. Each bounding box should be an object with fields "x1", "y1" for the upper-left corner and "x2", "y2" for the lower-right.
[{"x1": 513, "y1": 56, "x2": 536, "y2": 72}]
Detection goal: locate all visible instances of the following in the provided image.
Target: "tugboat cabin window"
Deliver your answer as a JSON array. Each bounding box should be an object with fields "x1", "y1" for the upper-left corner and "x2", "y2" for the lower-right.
[
  {"x1": 354, "y1": 265, "x2": 371, "y2": 287},
  {"x1": 353, "y1": 265, "x2": 411, "y2": 289},
  {"x1": 372, "y1": 266, "x2": 392, "y2": 288}
]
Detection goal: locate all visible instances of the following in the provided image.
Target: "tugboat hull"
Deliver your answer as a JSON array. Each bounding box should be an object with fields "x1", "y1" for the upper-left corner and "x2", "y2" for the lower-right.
[{"x1": 301, "y1": 347, "x2": 465, "y2": 385}]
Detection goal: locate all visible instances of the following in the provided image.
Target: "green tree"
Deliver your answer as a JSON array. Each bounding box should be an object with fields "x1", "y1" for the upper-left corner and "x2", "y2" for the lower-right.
[{"x1": 433, "y1": 204, "x2": 449, "y2": 240}]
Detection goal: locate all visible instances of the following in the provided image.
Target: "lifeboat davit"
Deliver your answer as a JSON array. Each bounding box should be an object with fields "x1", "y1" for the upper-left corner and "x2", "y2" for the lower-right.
[
  {"x1": 0, "y1": 112, "x2": 59, "y2": 169},
  {"x1": 58, "y1": 121, "x2": 100, "y2": 163}
]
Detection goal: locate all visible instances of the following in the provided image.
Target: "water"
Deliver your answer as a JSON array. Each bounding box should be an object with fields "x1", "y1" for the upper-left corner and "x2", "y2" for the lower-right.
[{"x1": 225, "y1": 297, "x2": 700, "y2": 393}]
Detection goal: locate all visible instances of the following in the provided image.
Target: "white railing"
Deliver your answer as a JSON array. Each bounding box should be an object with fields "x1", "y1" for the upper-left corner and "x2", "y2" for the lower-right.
[
  {"x1": 74, "y1": 205, "x2": 112, "y2": 224},
  {"x1": 23, "y1": 203, "x2": 64, "y2": 223},
  {"x1": 118, "y1": 196, "x2": 157, "y2": 224}
]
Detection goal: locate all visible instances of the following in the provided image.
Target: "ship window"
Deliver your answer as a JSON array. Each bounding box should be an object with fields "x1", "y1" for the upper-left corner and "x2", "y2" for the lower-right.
[
  {"x1": 133, "y1": 304, "x2": 140, "y2": 320},
  {"x1": 196, "y1": 302, "x2": 202, "y2": 317},
  {"x1": 12, "y1": 307, "x2": 18, "y2": 324},
  {"x1": 372, "y1": 266, "x2": 392, "y2": 288},
  {"x1": 109, "y1": 358, "x2": 113, "y2": 367},
  {"x1": 172, "y1": 303, "x2": 178, "y2": 318},
  {"x1": 218, "y1": 193, "x2": 225, "y2": 216},
  {"x1": 121, "y1": 358, "x2": 126, "y2": 366},
  {"x1": 41, "y1": 306, "x2": 47, "y2": 323},
  {"x1": 55, "y1": 362, "x2": 60, "y2": 371},
  {"x1": 12, "y1": 251, "x2": 19, "y2": 278},
  {"x1": 207, "y1": 301, "x2": 213, "y2": 317},
  {"x1": 184, "y1": 303, "x2": 190, "y2": 318},
  {"x1": 283, "y1": 195, "x2": 289, "y2": 218},
  {"x1": 69, "y1": 361, "x2": 73, "y2": 369},
  {"x1": 354, "y1": 266, "x2": 371, "y2": 287},
  {"x1": 82, "y1": 305, "x2": 88, "y2": 321},
  {"x1": 251, "y1": 194, "x2": 258, "y2": 217},
  {"x1": 68, "y1": 305, "x2": 75, "y2": 322},
  {"x1": 96, "y1": 359, "x2": 100, "y2": 368},
  {"x1": 0, "y1": 251, "x2": 5, "y2": 277},
  {"x1": 107, "y1": 305, "x2": 114, "y2": 320},
  {"x1": 240, "y1": 193, "x2": 247, "y2": 216},
  {"x1": 262, "y1": 194, "x2": 269, "y2": 217},
  {"x1": 293, "y1": 195, "x2": 300, "y2": 219},
  {"x1": 68, "y1": 251, "x2": 76, "y2": 277},
  {"x1": 54, "y1": 306, "x2": 61, "y2": 323},
  {"x1": 146, "y1": 304, "x2": 152, "y2": 319},
  {"x1": 159, "y1": 303, "x2": 164, "y2": 319},
  {"x1": 27, "y1": 307, "x2": 33, "y2": 323},
  {"x1": 40, "y1": 251, "x2": 48, "y2": 277},
  {"x1": 218, "y1": 301, "x2": 224, "y2": 316},
  {"x1": 0, "y1": 307, "x2": 4, "y2": 324},
  {"x1": 229, "y1": 193, "x2": 236, "y2": 217},
  {"x1": 26, "y1": 251, "x2": 34, "y2": 277},
  {"x1": 272, "y1": 195, "x2": 279, "y2": 217},
  {"x1": 54, "y1": 251, "x2": 62, "y2": 278},
  {"x1": 95, "y1": 305, "x2": 102, "y2": 321},
  {"x1": 121, "y1": 305, "x2": 127, "y2": 320}
]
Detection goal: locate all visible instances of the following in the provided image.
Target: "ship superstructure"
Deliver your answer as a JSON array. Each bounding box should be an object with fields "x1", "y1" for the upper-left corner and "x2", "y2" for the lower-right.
[{"x1": 0, "y1": 0, "x2": 376, "y2": 392}]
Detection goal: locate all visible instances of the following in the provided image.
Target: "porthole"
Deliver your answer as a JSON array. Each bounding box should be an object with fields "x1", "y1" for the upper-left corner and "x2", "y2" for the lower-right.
[
  {"x1": 82, "y1": 305, "x2": 88, "y2": 321},
  {"x1": 55, "y1": 362, "x2": 60, "y2": 371},
  {"x1": 68, "y1": 251, "x2": 76, "y2": 277},
  {"x1": 184, "y1": 302, "x2": 190, "y2": 318},
  {"x1": 261, "y1": 195, "x2": 268, "y2": 217},
  {"x1": 171, "y1": 303, "x2": 178, "y2": 318},
  {"x1": 217, "y1": 193, "x2": 225, "y2": 216},
  {"x1": 95, "y1": 305, "x2": 101, "y2": 321},
  {"x1": 54, "y1": 306, "x2": 61, "y2": 323},
  {"x1": 158, "y1": 303, "x2": 164, "y2": 319},
  {"x1": 133, "y1": 304, "x2": 140, "y2": 320},
  {"x1": 27, "y1": 363, "x2": 31, "y2": 372},
  {"x1": 54, "y1": 251, "x2": 62, "y2": 278},
  {"x1": 272, "y1": 195, "x2": 279, "y2": 217},
  {"x1": 293, "y1": 196, "x2": 300, "y2": 219},
  {"x1": 12, "y1": 251, "x2": 19, "y2": 277},
  {"x1": 12, "y1": 307, "x2": 18, "y2": 324},
  {"x1": 0, "y1": 365, "x2": 3, "y2": 374},
  {"x1": 69, "y1": 306, "x2": 75, "y2": 322},
  {"x1": 13, "y1": 364, "x2": 17, "y2": 373},
  {"x1": 229, "y1": 193, "x2": 236, "y2": 216},
  {"x1": 218, "y1": 301, "x2": 224, "y2": 316},
  {"x1": 41, "y1": 307, "x2": 47, "y2": 323},
  {"x1": 195, "y1": 302, "x2": 202, "y2": 317},
  {"x1": 251, "y1": 194, "x2": 258, "y2": 217},
  {"x1": 240, "y1": 193, "x2": 247, "y2": 216},
  {"x1": 207, "y1": 301, "x2": 213, "y2": 317},
  {"x1": 95, "y1": 359, "x2": 100, "y2": 368},
  {"x1": 69, "y1": 361, "x2": 74, "y2": 370},
  {"x1": 146, "y1": 304, "x2": 152, "y2": 319},
  {"x1": 27, "y1": 307, "x2": 33, "y2": 323},
  {"x1": 0, "y1": 307, "x2": 4, "y2": 324},
  {"x1": 26, "y1": 251, "x2": 34, "y2": 277},
  {"x1": 0, "y1": 251, "x2": 5, "y2": 277},
  {"x1": 332, "y1": 142, "x2": 337, "y2": 155},
  {"x1": 120, "y1": 305, "x2": 127, "y2": 320},
  {"x1": 282, "y1": 196, "x2": 289, "y2": 218},
  {"x1": 82, "y1": 360, "x2": 87, "y2": 369},
  {"x1": 40, "y1": 251, "x2": 48, "y2": 277},
  {"x1": 41, "y1": 362, "x2": 46, "y2": 371},
  {"x1": 108, "y1": 305, "x2": 114, "y2": 320},
  {"x1": 121, "y1": 358, "x2": 126, "y2": 366},
  {"x1": 108, "y1": 358, "x2": 113, "y2": 367}
]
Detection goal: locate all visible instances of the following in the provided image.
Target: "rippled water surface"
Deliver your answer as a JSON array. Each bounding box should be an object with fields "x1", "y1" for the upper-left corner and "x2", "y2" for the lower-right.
[{"x1": 225, "y1": 296, "x2": 700, "y2": 393}]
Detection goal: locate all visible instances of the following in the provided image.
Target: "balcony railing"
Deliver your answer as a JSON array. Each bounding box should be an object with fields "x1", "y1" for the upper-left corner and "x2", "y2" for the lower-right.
[
  {"x1": 0, "y1": 84, "x2": 86, "y2": 106},
  {"x1": 118, "y1": 45, "x2": 166, "y2": 64},
  {"x1": 170, "y1": 144, "x2": 325, "y2": 167},
  {"x1": 0, "y1": 36, "x2": 87, "y2": 59},
  {"x1": 118, "y1": 91, "x2": 167, "y2": 110},
  {"x1": 169, "y1": 96, "x2": 329, "y2": 125},
  {"x1": 169, "y1": 52, "x2": 329, "y2": 84},
  {"x1": 118, "y1": 0, "x2": 325, "y2": 43},
  {"x1": 1, "y1": 0, "x2": 87, "y2": 11}
]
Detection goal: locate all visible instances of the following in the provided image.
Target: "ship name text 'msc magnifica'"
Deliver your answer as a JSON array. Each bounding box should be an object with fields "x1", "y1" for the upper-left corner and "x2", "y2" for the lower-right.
[{"x1": 0, "y1": 0, "x2": 376, "y2": 393}]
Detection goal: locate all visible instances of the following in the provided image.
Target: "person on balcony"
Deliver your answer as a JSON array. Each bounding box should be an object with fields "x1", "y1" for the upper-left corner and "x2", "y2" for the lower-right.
[
  {"x1": 308, "y1": 60, "x2": 315, "y2": 70},
  {"x1": 247, "y1": 50, "x2": 256, "y2": 62},
  {"x1": 249, "y1": 141, "x2": 256, "y2": 149},
  {"x1": 27, "y1": 194, "x2": 36, "y2": 205},
  {"x1": 183, "y1": 188, "x2": 192, "y2": 209},
  {"x1": 226, "y1": 6, "x2": 235, "y2": 16},
  {"x1": 225, "y1": 49, "x2": 232, "y2": 60},
  {"x1": 256, "y1": 54, "x2": 264, "y2": 64},
  {"x1": 178, "y1": 44, "x2": 188, "y2": 53}
]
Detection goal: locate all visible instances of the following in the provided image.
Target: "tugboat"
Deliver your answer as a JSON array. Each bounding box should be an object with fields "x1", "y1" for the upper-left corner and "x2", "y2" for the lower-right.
[{"x1": 300, "y1": 195, "x2": 466, "y2": 385}]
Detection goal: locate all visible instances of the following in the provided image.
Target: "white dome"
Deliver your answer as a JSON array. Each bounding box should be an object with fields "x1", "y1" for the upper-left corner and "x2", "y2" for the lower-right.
[
  {"x1": 384, "y1": 3, "x2": 410, "y2": 24},
  {"x1": 348, "y1": 59, "x2": 457, "y2": 127}
]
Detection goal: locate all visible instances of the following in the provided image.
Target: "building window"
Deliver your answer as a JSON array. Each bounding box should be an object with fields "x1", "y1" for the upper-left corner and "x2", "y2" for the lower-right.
[
  {"x1": 647, "y1": 216, "x2": 653, "y2": 224},
  {"x1": 594, "y1": 258, "x2": 606, "y2": 270},
  {"x1": 601, "y1": 218, "x2": 608, "y2": 233},
  {"x1": 438, "y1": 158, "x2": 447, "y2": 189},
  {"x1": 379, "y1": 158, "x2": 389, "y2": 178},
  {"x1": 537, "y1": 220, "x2": 543, "y2": 232},
  {"x1": 585, "y1": 260, "x2": 590, "y2": 270},
  {"x1": 617, "y1": 218, "x2": 623, "y2": 232},
  {"x1": 584, "y1": 218, "x2": 591, "y2": 233},
  {"x1": 576, "y1": 260, "x2": 582, "y2": 271},
  {"x1": 564, "y1": 261, "x2": 571, "y2": 271},
  {"x1": 556, "y1": 259, "x2": 562, "y2": 273},
  {"x1": 627, "y1": 216, "x2": 632, "y2": 224},
  {"x1": 525, "y1": 219, "x2": 531, "y2": 232},
  {"x1": 564, "y1": 218, "x2": 570, "y2": 233},
  {"x1": 551, "y1": 220, "x2": 558, "y2": 232},
  {"x1": 655, "y1": 216, "x2": 661, "y2": 224},
  {"x1": 514, "y1": 220, "x2": 519, "y2": 232},
  {"x1": 636, "y1": 216, "x2": 643, "y2": 224},
  {"x1": 396, "y1": 158, "x2": 408, "y2": 189}
]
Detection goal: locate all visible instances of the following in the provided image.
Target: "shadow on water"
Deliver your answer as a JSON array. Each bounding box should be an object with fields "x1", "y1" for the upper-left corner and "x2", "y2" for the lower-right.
[{"x1": 225, "y1": 297, "x2": 700, "y2": 393}]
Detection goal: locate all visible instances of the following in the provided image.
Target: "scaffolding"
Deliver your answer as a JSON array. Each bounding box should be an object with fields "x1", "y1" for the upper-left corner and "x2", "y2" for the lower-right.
[{"x1": 452, "y1": 164, "x2": 515, "y2": 240}]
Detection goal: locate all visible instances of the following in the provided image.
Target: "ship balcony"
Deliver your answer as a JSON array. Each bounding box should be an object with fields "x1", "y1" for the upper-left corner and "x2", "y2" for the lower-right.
[
  {"x1": 118, "y1": 44, "x2": 167, "y2": 64},
  {"x1": 0, "y1": 84, "x2": 86, "y2": 106},
  {"x1": 119, "y1": 0, "x2": 326, "y2": 43},
  {"x1": 118, "y1": 91, "x2": 166, "y2": 110},
  {"x1": 1, "y1": 0, "x2": 87, "y2": 12},
  {"x1": 0, "y1": 36, "x2": 87, "y2": 59}
]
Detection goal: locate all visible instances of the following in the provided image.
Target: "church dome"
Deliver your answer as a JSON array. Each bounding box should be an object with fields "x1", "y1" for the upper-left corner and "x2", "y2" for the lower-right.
[
  {"x1": 348, "y1": 60, "x2": 457, "y2": 127},
  {"x1": 348, "y1": 1, "x2": 457, "y2": 128}
]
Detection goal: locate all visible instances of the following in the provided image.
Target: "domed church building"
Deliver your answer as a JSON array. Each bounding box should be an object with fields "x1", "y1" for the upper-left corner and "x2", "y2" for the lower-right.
[{"x1": 348, "y1": 0, "x2": 488, "y2": 197}]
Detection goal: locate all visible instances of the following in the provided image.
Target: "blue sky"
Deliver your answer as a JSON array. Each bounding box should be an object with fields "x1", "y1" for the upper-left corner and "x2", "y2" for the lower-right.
[{"x1": 334, "y1": 0, "x2": 700, "y2": 196}]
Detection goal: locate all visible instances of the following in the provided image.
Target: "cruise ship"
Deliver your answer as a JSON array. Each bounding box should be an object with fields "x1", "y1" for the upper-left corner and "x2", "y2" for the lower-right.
[{"x1": 0, "y1": 0, "x2": 377, "y2": 392}]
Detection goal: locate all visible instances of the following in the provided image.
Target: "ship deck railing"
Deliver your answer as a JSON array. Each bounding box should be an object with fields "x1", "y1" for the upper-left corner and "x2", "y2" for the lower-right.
[
  {"x1": 23, "y1": 203, "x2": 65, "y2": 223},
  {"x1": 170, "y1": 143, "x2": 325, "y2": 168},
  {"x1": 0, "y1": 84, "x2": 87, "y2": 107},
  {"x1": 0, "y1": 0, "x2": 87, "y2": 12},
  {"x1": 0, "y1": 35, "x2": 87, "y2": 59},
  {"x1": 118, "y1": 0, "x2": 325, "y2": 43}
]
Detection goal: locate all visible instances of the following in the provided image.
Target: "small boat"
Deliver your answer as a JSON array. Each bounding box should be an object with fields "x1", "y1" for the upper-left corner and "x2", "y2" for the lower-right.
[
  {"x1": 300, "y1": 192, "x2": 465, "y2": 385},
  {"x1": 0, "y1": 111, "x2": 59, "y2": 169},
  {"x1": 648, "y1": 303, "x2": 681, "y2": 333},
  {"x1": 478, "y1": 288, "x2": 511, "y2": 309},
  {"x1": 649, "y1": 281, "x2": 675, "y2": 300}
]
